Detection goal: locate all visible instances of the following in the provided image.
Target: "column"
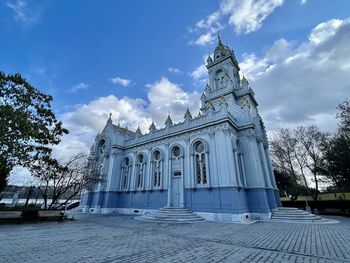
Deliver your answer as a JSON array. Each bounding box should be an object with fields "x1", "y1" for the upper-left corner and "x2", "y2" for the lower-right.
[
  {"x1": 264, "y1": 147, "x2": 278, "y2": 189},
  {"x1": 129, "y1": 155, "x2": 136, "y2": 191},
  {"x1": 167, "y1": 155, "x2": 172, "y2": 206},
  {"x1": 190, "y1": 153, "x2": 195, "y2": 188},
  {"x1": 209, "y1": 132, "x2": 218, "y2": 186},
  {"x1": 258, "y1": 140, "x2": 272, "y2": 188},
  {"x1": 146, "y1": 149, "x2": 152, "y2": 190},
  {"x1": 159, "y1": 160, "x2": 163, "y2": 189},
  {"x1": 239, "y1": 129, "x2": 265, "y2": 187},
  {"x1": 232, "y1": 139, "x2": 242, "y2": 186},
  {"x1": 224, "y1": 130, "x2": 238, "y2": 186},
  {"x1": 119, "y1": 167, "x2": 124, "y2": 190},
  {"x1": 180, "y1": 156, "x2": 185, "y2": 208},
  {"x1": 204, "y1": 151, "x2": 211, "y2": 187},
  {"x1": 238, "y1": 153, "x2": 246, "y2": 186}
]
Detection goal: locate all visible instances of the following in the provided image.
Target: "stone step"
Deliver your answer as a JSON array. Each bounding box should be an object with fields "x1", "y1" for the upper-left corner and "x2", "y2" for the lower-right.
[
  {"x1": 149, "y1": 213, "x2": 201, "y2": 218},
  {"x1": 143, "y1": 215, "x2": 203, "y2": 221},
  {"x1": 272, "y1": 214, "x2": 319, "y2": 219},
  {"x1": 277, "y1": 207, "x2": 299, "y2": 211},
  {"x1": 142, "y1": 218, "x2": 204, "y2": 223},
  {"x1": 272, "y1": 215, "x2": 321, "y2": 220},
  {"x1": 158, "y1": 208, "x2": 191, "y2": 212},
  {"x1": 274, "y1": 209, "x2": 308, "y2": 213},
  {"x1": 272, "y1": 212, "x2": 311, "y2": 216},
  {"x1": 270, "y1": 207, "x2": 330, "y2": 223},
  {"x1": 269, "y1": 218, "x2": 327, "y2": 223},
  {"x1": 140, "y1": 206, "x2": 204, "y2": 223}
]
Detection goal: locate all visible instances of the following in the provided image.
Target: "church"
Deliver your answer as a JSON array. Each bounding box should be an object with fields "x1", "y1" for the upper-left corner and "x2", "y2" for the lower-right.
[{"x1": 80, "y1": 36, "x2": 281, "y2": 222}]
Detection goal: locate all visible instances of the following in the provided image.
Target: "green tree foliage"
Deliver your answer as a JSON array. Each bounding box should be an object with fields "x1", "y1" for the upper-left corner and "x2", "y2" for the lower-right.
[
  {"x1": 322, "y1": 100, "x2": 350, "y2": 190},
  {"x1": 0, "y1": 72, "x2": 68, "y2": 192}
]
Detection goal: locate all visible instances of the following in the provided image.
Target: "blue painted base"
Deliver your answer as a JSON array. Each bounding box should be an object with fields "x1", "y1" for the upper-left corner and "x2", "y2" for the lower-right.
[{"x1": 81, "y1": 186, "x2": 282, "y2": 214}]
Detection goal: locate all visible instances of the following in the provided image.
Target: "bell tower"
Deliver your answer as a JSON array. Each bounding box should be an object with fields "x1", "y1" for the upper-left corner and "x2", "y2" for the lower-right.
[{"x1": 202, "y1": 35, "x2": 242, "y2": 111}]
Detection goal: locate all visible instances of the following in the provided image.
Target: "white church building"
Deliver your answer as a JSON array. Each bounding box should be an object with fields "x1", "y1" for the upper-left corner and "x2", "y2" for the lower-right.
[{"x1": 80, "y1": 37, "x2": 281, "y2": 222}]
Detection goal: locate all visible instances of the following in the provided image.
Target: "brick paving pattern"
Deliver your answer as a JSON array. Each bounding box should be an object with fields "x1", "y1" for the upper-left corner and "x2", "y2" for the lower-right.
[{"x1": 1, "y1": 214, "x2": 349, "y2": 263}]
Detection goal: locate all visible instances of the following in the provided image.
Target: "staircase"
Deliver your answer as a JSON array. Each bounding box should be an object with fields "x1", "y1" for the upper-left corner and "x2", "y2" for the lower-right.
[
  {"x1": 140, "y1": 207, "x2": 205, "y2": 223},
  {"x1": 271, "y1": 207, "x2": 335, "y2": 223}
]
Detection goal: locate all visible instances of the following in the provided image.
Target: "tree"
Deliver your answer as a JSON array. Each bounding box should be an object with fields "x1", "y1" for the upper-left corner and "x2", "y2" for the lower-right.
[
  {"x1": 270, "y1": 126, "x2": 326, "y2": 201},
  {"x1": 336, "y1": 100, "x2": 350, "y2": 136},
  {"x1": 295, "y1": 125, "x2": 327, "y2": 201},
  {"x1": 30, "y1": 154, "x2": 103, "y2": 209},
  {"x1": 270, "y1": 128, "x2": 301, "y2": 200},
  {"x1": 0, "y1": 72, "x2": 68, "y2": 192},
  {"x1": 273, "y1": 169, "x2": 296, "y2": 198},
  {"x1": 322, "y1": 100, "x2": 350, "y2": 190}
]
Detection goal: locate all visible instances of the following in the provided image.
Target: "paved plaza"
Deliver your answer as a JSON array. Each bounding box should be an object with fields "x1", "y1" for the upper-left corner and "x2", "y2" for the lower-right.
[{"x1": 1, "y1": 214, "x2": 350, "y2": 263}]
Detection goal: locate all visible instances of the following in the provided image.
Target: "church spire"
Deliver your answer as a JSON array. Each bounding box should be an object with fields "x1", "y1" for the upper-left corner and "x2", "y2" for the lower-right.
[{"x1": 218, "y1": 33, "x2": 222, "y2": 45}]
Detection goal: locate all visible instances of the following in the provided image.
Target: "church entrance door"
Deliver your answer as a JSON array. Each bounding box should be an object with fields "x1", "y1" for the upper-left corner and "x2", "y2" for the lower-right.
[{"x1": 171, "y1": 171, "x2": 182, "y2": 207}]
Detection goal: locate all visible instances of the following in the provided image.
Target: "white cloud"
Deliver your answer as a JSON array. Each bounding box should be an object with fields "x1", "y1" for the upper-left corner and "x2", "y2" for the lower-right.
[
  {"x1": 220, "y1": 0, "x2": 284, "y2": 34},
  {"x1": 69, "y1": 82, "x2": 89, "y2": 93},
  {"x1": 300, "y1": 0, "x2": 307, "y2": 4},
  {"x1": 309, "y1": 19, "x2": 343, "y2": 45},
  {"x1": 146, "y1": 77, "x2": 201, "y2": 125},
  {"x1": 190, "y1": 64, "x2": 207, "y2": 81},
  {"x1": 189, "y1": 0, "x2": 284, "y2": 45},
  {"x1": 189, "y1": 10, "x2": 224, "y2": 46},
  {"x1": 239, "y1": 53, "x2": 269, "y2": 80},
  {"x1": 9, "y1": 77, "x2": 201, "y2": 184},
  {"x1": 194, "y1": 33, "x2": 216, "y2": 46},
  {"x1": 51, "y1": 78, "x2": 200, "y2": 162},
  {"x1": 109, "y1": 76, "x2": 133, "y2": 87},
  {"x1": 190, "y1": 54, "x2": 211, "y2": 87},
  {"x1": 239, "y1": 18, "x2": 350, "y2": 132},
  {"x1": 5, "y1": 0, "x2": 41, "y2": 25},
  {"x1": 168, "y1": 67, "x2": 183, "y2": 74}
]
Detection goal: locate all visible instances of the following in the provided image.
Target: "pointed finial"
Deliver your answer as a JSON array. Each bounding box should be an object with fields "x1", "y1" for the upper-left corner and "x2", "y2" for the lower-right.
[
  {"x1": 218, "y1": 33, "x2": 222, "y2": 45},
  {"x1": 107, "y1": 112, "x2": 112, "y2": 123},
  {"x1": 149, "y1": 121, "x2": 156, "y2": 132},
  {"x1": 184, "y1": 107, "x2": 193, "y2": 120},
  {"x1": 165, "y1": 114, "x2": 173, "y2": 127}
]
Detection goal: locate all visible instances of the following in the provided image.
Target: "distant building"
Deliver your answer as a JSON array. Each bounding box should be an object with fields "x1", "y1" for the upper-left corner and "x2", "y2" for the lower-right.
[{"x1": 80, "y1": 36, "x2": 281, "y2": 222}]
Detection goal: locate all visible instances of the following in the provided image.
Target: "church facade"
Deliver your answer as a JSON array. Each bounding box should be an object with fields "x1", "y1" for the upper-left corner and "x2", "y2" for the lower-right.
[{"x1": 80, "y1": 37, "x2": 281, "y2": 222}]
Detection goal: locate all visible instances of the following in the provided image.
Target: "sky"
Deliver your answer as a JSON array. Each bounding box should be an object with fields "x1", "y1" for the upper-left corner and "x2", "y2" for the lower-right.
[{"x1": 1, "y1": 0, "x2": 350, "y2": 185}]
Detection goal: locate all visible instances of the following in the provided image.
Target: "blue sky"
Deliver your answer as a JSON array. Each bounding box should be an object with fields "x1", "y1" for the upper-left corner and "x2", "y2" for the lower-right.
[{"x1": 1, "y1": 0, "x2": 350, "y2": 184}]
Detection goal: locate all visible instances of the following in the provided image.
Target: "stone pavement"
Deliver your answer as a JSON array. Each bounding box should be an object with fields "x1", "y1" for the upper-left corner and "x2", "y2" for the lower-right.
[{"x1": 1, "y1": 214, "x2": 350, "y2": 263}]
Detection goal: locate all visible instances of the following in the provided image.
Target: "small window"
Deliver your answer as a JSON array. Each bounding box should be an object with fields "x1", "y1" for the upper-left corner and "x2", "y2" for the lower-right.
[
  {"x1": 138, "y1": 154, "x2": 144, "y2": 164},
  {"x1": 173, "y1": 171, "x2": 181, "y2": 177},
  {"x1": 194, "y1": 141, "x2": 204, "y2": 153},
  {"x1": 154, "y1": 150, "x2": 160, "y2": 161},
  {"x1": 124, "y1": 157, "x2": 129, "y2": 166},
  {"x1": 172, "y1": 146, "x2": 180, "y2": 157}
]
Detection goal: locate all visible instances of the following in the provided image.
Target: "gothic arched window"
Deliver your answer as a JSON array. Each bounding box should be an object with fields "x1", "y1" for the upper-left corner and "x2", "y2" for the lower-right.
[
  {"x1": 136, "y1": 153, "x2": 145, "y2": 189},
  {"x1": 152, "y1": 150, "x2": 162, "y2": 188},
  {"x1": 193, "y1": 140, "x2": 208, "y2": 185},
  {"x1": 121, "y1": 157, "x2": 131, "y2": 190}
]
